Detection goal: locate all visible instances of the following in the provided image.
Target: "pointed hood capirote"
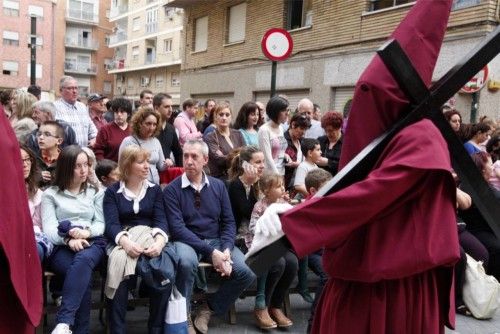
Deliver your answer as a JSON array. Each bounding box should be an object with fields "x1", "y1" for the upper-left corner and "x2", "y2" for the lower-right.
[{"x1": 339, "y1": 0, "x2": 453, "y2": 169}]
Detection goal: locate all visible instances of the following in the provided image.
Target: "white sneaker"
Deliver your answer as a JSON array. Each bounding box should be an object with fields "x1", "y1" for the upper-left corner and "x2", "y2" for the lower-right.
[{"x1": 51, "y1": 323, "x2": 72, "y2": 334}]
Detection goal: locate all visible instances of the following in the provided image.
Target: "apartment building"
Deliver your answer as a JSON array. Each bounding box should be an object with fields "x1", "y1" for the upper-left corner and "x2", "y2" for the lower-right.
[
  {"x1": 107, "y1": 0, "x2": 183, "y2": 106},
  {"x1": 0, "y1": 0, "x2": 56, "y2": 97},
  {"x1": 54, "y1": 0, "x2": 115, "y2": 98},
  {"x1": 170, "y1": 0, "x2": 500, "y2": 121}
]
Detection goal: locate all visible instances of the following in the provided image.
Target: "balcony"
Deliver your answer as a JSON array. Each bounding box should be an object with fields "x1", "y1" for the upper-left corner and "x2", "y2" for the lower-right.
[
  {"x1": 65, "y1": 37, "x2": 99, "y2": 50},
  {"x1": 109, "y1": 31, "x2": 128, "y2": 45},
  {"x1": 145, "y1": 55, "x2": 156, "y2": 65},
  {"x1": 64, "y1": 61, "x2": 97, "y2": 75},
  {"x1": 66, "y1": 9, "x2": 98, "y2": 25},
  {"x1": 110, "y1": 4, "x2": 129, "y2": 19},
  {"x1": 145, "y1": 22, "x2": 158, "y2": 34},
  {"x1": 106, "y1": 59, "x2": 126, "y2": 70}
]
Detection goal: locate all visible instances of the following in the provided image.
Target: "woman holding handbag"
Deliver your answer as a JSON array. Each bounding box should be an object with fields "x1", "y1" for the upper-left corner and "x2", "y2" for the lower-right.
[{"x1": 104, "y1": 145, "x2": 173, "y2": 334}]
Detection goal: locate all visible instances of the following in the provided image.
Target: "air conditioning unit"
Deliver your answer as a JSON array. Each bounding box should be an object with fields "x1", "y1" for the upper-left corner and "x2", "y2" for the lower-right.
[{"x1": 141, "y1": 76, "x2": 150, "y2": 87}]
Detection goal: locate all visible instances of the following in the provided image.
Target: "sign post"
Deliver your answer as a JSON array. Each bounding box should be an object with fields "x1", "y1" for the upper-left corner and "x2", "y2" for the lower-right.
[
  {"x1": 459, "y1": 65, "x2": 489, "y2": 122},
  {"x1": 261, "y1": 28, "x2": 293, "y2": 98}
]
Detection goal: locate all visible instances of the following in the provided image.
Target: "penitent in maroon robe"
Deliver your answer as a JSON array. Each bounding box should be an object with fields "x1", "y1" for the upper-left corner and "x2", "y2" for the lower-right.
[
  {"x1": 0, "y1": 106, "x2": 43, "y2": 333},
  {"x1": 281, "y1": 1, "x2": 460, "y2": 333}
]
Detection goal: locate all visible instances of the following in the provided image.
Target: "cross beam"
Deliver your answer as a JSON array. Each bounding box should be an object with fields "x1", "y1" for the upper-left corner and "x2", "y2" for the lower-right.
[{"x1": 246, "y1": 26, "x2": 500, "y2": 276}]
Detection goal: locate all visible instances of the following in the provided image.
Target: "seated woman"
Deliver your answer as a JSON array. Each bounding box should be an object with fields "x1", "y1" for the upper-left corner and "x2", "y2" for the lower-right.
[
  {"x1": 42, "y1": 145, "x2": 106, "y2": 334},
  {"x1": 103, "y1": 145, "x2": 171, "y2": 334},
  {"x1": 205, "y1": 102, "x2": 245, "y2": 179},
  {"x1": 460, "y1": 151, "x2": 500, "y2": 280},
  {"x1": 227, "y1": 146, "x2": 265, "y2": 252},
  {"x1": 20, "y1": 144, "x2": 52, "y2": 262}
]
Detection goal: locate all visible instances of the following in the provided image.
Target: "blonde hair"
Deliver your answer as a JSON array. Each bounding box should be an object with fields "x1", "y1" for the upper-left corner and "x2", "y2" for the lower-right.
[
  {"x1": 118, "y1": 145, "x2": 150, "y2": 182},
  {"x1": 258, "y1": 171, "x2": 283, "y2": 196},
  {"x1": 16, "y1": 91, "x2": 37, "y2": 119}
]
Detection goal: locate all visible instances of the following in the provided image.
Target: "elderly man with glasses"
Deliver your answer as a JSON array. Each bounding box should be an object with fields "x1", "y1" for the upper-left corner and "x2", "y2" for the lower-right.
[
  {"x1": 54, "y1": 75, "x2": 97, "y2": 148},
  {"x1": 163, "y1": 140, "x2": 256, "y2": 334}
]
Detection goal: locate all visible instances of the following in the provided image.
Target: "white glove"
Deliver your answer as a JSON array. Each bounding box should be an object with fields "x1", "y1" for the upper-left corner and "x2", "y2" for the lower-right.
[{"x1": 255, "y1": 203, "x2": 293, "y2": 237}]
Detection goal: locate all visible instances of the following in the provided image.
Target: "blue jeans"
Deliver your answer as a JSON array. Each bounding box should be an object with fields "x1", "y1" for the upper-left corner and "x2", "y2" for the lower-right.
[
  {"x1": 174, "y1": 239, "x2": 256, "y2": 315},
  {"x1": 47, "y1": 244, "x2": 104, "y2": 334}
]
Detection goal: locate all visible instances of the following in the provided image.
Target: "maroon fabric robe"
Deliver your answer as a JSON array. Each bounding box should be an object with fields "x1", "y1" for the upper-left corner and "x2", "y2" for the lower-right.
[
  {"x1": 281, "y1": 0, "x2": 460, "y2": 333},
  {"x1": 0, "y1": 106, "x2": 43, "y2": 332}
]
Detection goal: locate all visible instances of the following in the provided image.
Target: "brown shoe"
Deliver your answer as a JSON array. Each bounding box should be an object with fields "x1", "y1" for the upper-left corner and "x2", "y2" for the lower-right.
[
  {"x1": 269, "y1": 308, "x2": 293, "y2": 328},
  {"x1": 194, "y1": 303, "x2": 213, "y2": 334},
  {"x1": 254, "y1": 308, "x2": 277, "y2": 329},
  {"x1": 187, "y1": 315, "x2": 196, "y2": 334}
]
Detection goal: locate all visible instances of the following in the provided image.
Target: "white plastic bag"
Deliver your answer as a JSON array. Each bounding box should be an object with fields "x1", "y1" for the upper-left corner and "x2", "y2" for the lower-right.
[
  {"x1": 164, "y1": 285, "x2": 188, "y2": 334},
  {"x1": 463, "y1": 253, "x2": 500, "y2": 319}
]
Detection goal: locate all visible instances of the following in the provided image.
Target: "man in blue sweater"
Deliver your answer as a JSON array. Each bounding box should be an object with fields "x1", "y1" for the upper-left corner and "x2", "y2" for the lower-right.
[{"x1": 164, "y1": 140, "x2": 256, "y2": 334}]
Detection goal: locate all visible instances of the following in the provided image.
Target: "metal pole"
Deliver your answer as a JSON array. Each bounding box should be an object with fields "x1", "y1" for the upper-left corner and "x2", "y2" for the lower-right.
[
  {"x1": 30, "y1": 16, "x2": 37, "y2": 85},
  {"x1": 470, "y1": 91, "x2": 478, "y2": 123},
  {"x1": 270, "y1": 61, "x2": 277, "y2": 98}
]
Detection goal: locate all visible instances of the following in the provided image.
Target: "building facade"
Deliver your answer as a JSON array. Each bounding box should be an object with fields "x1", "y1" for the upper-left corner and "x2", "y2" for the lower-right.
[
  {"x1": 170, "y1": 0, "x2": 500, "y2": 122},
  {"x1": 107, "y1": 0, "x2": 183, "y2": 106},
  {"x1": 56, "y1": 0, "x2": 115, "y2": 98},
  {"x1": 0, "y1": 0, "x2": 56, "y2": 98}
]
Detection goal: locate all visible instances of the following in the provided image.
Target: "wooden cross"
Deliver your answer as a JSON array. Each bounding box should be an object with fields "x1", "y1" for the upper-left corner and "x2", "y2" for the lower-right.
[{"x1": 246, "y1": 26, "x2": 500, "y2": 276}]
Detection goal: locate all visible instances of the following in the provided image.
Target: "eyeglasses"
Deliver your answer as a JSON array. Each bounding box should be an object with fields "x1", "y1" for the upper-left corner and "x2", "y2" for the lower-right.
[
  {"x1": 36, "y1": 131, "x2": 59, "y2": 138},
  {"x1": 194, "y1": 190, "x2": 201, "y2": 209},
  {"x1": 22, "y1": 157, "x2": 31, "y2": 165},
  {"x1": 63, "y1": 86, "x2": 78, "y2": 91}
]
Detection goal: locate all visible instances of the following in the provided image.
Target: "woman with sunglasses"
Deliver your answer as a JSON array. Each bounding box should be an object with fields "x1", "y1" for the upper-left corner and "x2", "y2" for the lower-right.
[{"x1": 103, "y1": 145, "x2": 170, "y2": 334}]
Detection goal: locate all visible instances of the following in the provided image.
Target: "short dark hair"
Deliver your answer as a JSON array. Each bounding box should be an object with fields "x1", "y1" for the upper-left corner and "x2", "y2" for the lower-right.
[
  {"x1": 301, "y1": 138, "x2": 320, "y2": 157},
  {"x1": 305, "y1": 168, "x2": 332, "y2": 192},
  {"x1": 182, "y1": 98, "x2": 198, "y2": 111},
  {"x1": 233, "y1": 101, "x2": 259, "y2": 130},
  {"x1": 266, "y1": 96, "x2": 289, "y2": 123},
  {"x1": 110, "y1": 97, "x2": 132, "y2": 115},
  {"x1": 289, "y1": 113, "x2": 311, "y2": 130},
  {"x1": 40, "y1": 120, "x2": 64, "y2": 139},
  {"x1": 153, "y1": 93, "x2": 172, "y2": 108},
  {"x1": 54, "y1": 145, "x2": 92, "y2": 191},
  {"x1": 95, "y1": 159, "x2": 118, "y2": 182},
  {"x1": 140, "y1": 89, "x2": 153, "y2": 99},
  {"x1": 27, "y1": 85, "x2": 41, "y2": 99},
  {"x1": 472, "y1": 122, "x2": 491, "y2": 136},
  {"x1": 0, "y1": 89, "x2": 13, "y2": 105}
]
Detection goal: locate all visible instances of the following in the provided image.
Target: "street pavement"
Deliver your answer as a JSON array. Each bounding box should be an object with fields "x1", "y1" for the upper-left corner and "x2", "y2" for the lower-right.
[{"x1": 41, "y1": 292, "x2": 500, "y2": 333}]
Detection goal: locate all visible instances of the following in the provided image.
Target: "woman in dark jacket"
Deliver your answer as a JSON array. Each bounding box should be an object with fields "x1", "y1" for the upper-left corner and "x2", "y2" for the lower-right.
[{"x1": 317, "y1": 111, "x2": 344, "y2": 176}]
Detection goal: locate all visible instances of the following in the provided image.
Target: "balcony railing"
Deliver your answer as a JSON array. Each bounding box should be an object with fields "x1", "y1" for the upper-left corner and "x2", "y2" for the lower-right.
[
  {"x1": 109, "y1": 31, "x2": 128, "y2": 45},
  {"x1": 106, "y1": 59, "x2": 126, "y2": 70},
  {"x1": 64, "y1": 61, "x2": 97, "y2": 75},
  {"x1": 145, "y1": 22, "x2": 158, "y2": 34},
  {"x1": 145, "y1": 55, "x2": 156, "y2": 65},
  {"x1": 65, "y1": 37, "x2": 99, "y2": 50},
  {"x1": 110, "y1": 4, "x2": 129, "y2": 18},
  {"x1": 66, "y1": 9, "x2": 98, "y2": 23}
]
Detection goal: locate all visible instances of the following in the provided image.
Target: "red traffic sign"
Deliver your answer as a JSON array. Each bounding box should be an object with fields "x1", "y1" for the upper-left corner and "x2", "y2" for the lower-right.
[
  {"x1": 460, "y1": 65, "x2": 489, "y2": 94},
  {"x1": 261, "y1": 28, "x2": 293, "y2": 62}
]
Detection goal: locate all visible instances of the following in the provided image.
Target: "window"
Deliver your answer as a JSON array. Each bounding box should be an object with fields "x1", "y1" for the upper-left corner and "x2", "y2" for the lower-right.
[
  {"x1": 286, "y1": 0, "x2": 312, "y2": 30},
  {"x1": 369, "y1": 0, "x2": 412, "y2": 11},
  {"x1": 163, "y1": 39, "x2": 172, "y2": 53},
  {"x1": 127, "y1": 77, "x2": 134, "y2": 89},
  {"x1": 104, "y1": 34, "x2": 110, "y2": 46},
  {"x1": 3, "y1": 31, "x2": 19, "y2": 46},
  {"x1": 2, "y1": 61, "x2": 18, "y2": 76},
  {"x1": 227, "y1": 3, "x2": 246, "y2": 44},
  {"x1": 28, "y1": 5, "x2": 44, "y2": 17},
  {"x1": 132, "y1": 17, "x2": 140, "y2": 31},
  {"x1": 452, "y1": 0, "x2": 481, "y2": 11},
  {"x1": 164, "y1": 6, "x2": 175, "y2": 20},
  {"x1": 3, "y1": 0, "x2": 19, "y2": 17},
  {"x1": 156, "y1": 74, "x2": 164, "y2": 87},
  {"x1": 26, "y1": 64, "x2": 43, "y2": 79},
  {"x1": 171, "y1": 71, "x2": 180, "y2": 87},
  {"x1": 104, "y1": 58, "x2": 112, "y2": 70},
  {"x1": 193, "y1": 16, "x2": 208, "y2": 52},
  {"x1": 103, "y1": 81, "x2": 112, "y2": 94},
  {"x1": 146, "y1": 8, "x2": 158, "y2": 34},
  {"x1": 27, "y1": 34, "x2": 43, "y2": 46},
  {"x1": 132, "y1": 46, "x2": 139, "y2": 61}
]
